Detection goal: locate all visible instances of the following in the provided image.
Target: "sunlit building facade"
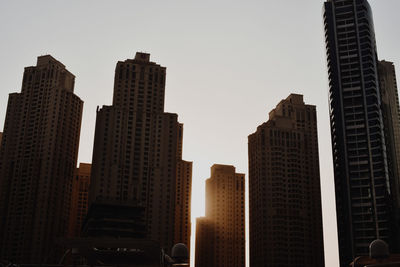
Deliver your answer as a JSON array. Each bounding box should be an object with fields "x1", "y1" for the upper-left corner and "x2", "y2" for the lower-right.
[
  {"x1": 195, "y1": 164, "x2": 245, "y2": 267},
  {"x1": 248, "y1": 94, "x2": 324, "y2": 267}
]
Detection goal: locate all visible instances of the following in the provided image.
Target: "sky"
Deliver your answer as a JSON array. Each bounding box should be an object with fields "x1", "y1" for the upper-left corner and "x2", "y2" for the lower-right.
[{"x1": 1, "y1": 0, "x2": 400, "y2": 266}]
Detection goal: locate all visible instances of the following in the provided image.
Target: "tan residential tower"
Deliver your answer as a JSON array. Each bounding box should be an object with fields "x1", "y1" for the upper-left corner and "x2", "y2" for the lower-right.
[
  {"x1": 88, "y1": 52, "x2": 192, "y2": 254},
  {"x1": 195, "y1": 164, "x2": 245, "y2": 267},
  {"x1": 0, "y1": 55, "x2": 83, "y2": 263},
  {"x1": 248, "y1": 94, "x2": 324, "y2": 267}
]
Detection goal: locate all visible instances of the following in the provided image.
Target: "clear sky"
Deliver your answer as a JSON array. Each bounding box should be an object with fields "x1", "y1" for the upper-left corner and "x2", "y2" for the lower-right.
[{"x1": 1, "y1": 1, "x2": 399, "y2": 266}]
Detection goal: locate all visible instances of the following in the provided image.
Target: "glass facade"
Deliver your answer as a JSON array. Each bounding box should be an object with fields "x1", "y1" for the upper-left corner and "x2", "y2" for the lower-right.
[{"x1": 323, "y1": 0, "x2": 396, "y2": 265}]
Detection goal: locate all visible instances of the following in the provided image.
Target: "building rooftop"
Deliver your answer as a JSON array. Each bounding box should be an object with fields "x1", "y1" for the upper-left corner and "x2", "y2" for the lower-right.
[
  {"x1": 135, "y1": 52, "x2": 151, "y2": 62},
  {"x1": 37, "y1": 55, "x2": 66, "y2": 68}
]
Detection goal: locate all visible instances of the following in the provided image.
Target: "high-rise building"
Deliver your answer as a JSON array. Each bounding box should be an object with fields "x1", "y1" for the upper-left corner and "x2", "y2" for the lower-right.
[
  {"x1": 0, "y1": 132, "x2": 3, "y2": 147},
  {"x1": 0, "y1": 55, "x2": 83, "y2": 263},
  {"x1": 174, "y1": 124, "x2": 192, "y2": 250},
  {"x1": 68, "y1": 163, "x2": 91, "y2": 238},
  {"x1": 88, "y1": 52, "x2": 192, "y2": 253},
  {"x1": 195, "y1": 217, "x2": 213, "y2": 267},
  {"x1": 195, "y1": 164, "x2": 245, "y2": 267},
  {"x1": 323, "y1": 0, "x2": 399, "y2": 264},
  {"x1": 248, "y1": 94, "x2": 324, "y2": 267},
  {"x1": 378, "y1": 60, "x2": 400, "y2": 251}
]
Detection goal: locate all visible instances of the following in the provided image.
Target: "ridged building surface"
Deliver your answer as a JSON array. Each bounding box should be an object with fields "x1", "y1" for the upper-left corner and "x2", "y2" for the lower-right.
[
  {"x1": 378, "y1": 60, "x2": 400, "y2": 252},
  {"x1": 0, "y1": 56, "x2": 83, "y2": 263},
  {"x1": 174, "y1": 123, "x2": 193, "y2": 251},
  {"x1": 88, "y1": 52, "x2": 192, "y2": 253},
  {"x1": 323, "y1": 0, "x2": 399, "y2": 265},
  {"x1": 248, "y1": 94, "x2": 324, "y2": 267},
  {"x1": 195, "y1": 164, "x2": 245, "y2": 267}
]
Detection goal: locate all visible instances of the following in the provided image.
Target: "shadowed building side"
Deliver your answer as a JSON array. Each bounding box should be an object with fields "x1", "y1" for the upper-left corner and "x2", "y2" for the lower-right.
[
  {"x1": 87, "y1": 52, "x2": 192, "y2": 255},
  {"x1": 323, "y1": 1, "x2": 399, "y2": 265},
  {"x1": 195, "y1": 217, "x2": 214, "y2": 267},
  {"x1": 378, "y1": 60, "x2": 400, "y2": 252},
  {"x1": 0, "y1": 55, "x2": 83, "y2": 263},
  {"x1": 175, "y1": 159, "x2": 192, "y2": 250},
  {"x1": 68, "y1": 163, "x2": 91, "y2": 238},
  {"x1": 174, "y1": 123, "x2": 192, "y2": 251},
  {"x1": 248, "y1": 94, "x2": 325, "y2": 267}
]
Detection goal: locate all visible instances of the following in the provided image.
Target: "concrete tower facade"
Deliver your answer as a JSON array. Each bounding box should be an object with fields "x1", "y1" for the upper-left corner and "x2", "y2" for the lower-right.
[
  {"x1": 195, "y1": 164, "x2": 245, "y2": 267},
  {"x1": 323, "y1": 0, "x2": 399, "y2": 264},
  {"x1": 248, "y1": 94, "x2": 325, "y2": 267},
  {"x1": 88, "y1": 52, "x2": 191, "y2": 253},
  {"x1": 0, "y1": 55, "x2": 83, "y2": 263},
  {"x1": 68, "y1": 163, "x2": 91, "y2": 238},
  {"x1": 174, "y1": 123, "x2": 192, "y2": 250}
]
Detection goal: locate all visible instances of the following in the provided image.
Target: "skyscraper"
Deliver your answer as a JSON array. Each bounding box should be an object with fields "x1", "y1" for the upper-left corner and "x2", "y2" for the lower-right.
[
  {"x1": 195, "y1": 217, "x2": 213, "y2": 267},
  {"x1": 378, "y1": 60, "x2": 400, "y2": 252},
  {"x1": 323, "y1": 0, "x2": 399, "y2": 265},
  {"x1": 88, "y1": 52, "x2": 191, "y2": 253},
  {"x1": 248, "y1": 94, "x2": 324, "y2": 267},
  {"x1": 195, "y1": 164, "x2": 245, "y2": 267},
  {"x1": 68, "y1": 163, "x2": 91, "y2": 238},
  {"x1": 0, "y1": 55, "x2": 83, "y2": 263},
  {"x1": 174, "y1": 124, "x2": 193, "y2": 250},
  {"x1": 0, "y1": 132, "x2": 3, "y2": 147}
]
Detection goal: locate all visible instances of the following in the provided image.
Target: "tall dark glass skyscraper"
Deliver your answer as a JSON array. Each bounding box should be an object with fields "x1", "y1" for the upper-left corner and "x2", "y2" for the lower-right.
[{"x1": 323, "y1": 0, "x2": 399, "y2": 265}]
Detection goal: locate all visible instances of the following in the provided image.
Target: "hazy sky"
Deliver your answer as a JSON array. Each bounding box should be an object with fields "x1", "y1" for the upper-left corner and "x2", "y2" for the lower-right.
[{"x1": 1, "y1": 1, "x2": 399, "y2": 266}]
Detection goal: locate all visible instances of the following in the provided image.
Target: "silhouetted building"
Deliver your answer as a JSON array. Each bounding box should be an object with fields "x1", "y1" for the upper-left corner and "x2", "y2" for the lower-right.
[
  {"x1": 0, "y1": 132, "x2": 2, "y2": 148},
  {"x1": 0, "y1": 55, "x2": 83, "y2": 263},
  {"x1": 174, "y1": 124, "x2": 192, "y2": 252},
  {"x1": 379, "y1": 60, "x2": 400, "y2": 252},
  {"x1": 323, "y1": 1, "x2": 399, "y2": 265},
  {"x1": 195, "y1": 217, "x2": 213, "y2": 267},
  {"x1": 83, "y1": 201, "x2": 147, "y2": 238},
  {"x1": 195, "y1": 164, "x2": 245, "y2": 267},
  {"x1": 68, "y1": 163, "x2": 91, "y2": 237},
  {"x1": 248, "y1": 94, "x2": 325, "y2": 267},
  {"x1": 88, "y1": 52, "x2": 192, "y2": 254}
]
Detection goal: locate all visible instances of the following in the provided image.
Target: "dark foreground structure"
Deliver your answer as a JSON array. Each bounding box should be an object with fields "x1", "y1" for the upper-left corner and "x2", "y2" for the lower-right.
[
  {"x1": 0, "y1": 239, "x2": 189, "y2": 267},
  {"x1": 351, "y1": 240, "x2": 400, "y2": 267}
]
